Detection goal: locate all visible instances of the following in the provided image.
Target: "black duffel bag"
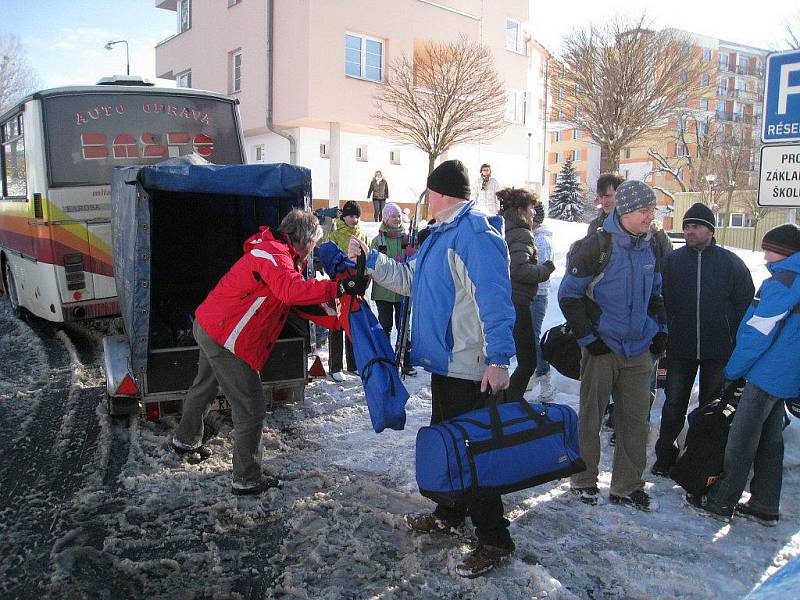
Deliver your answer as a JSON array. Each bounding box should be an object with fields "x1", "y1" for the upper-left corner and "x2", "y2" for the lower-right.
[{"x1": 540, "y1": 322, "x2": 582, "y2": 380}]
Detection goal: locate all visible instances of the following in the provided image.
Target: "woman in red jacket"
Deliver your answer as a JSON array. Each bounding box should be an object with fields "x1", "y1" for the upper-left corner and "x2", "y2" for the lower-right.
[{"x1": 172, "y1": 209, "x2": 362, "y2": 495}]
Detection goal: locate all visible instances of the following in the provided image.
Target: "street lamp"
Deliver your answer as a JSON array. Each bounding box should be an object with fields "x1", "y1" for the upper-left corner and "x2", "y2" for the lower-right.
[{"x1": 104, "y1": 40, "x2": 130, "y2": 76}]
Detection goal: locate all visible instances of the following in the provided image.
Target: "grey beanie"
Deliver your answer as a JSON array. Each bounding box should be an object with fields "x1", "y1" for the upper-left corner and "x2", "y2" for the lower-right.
[{"x1": 614, "y1": 180, "x2": 656, "y2": 215}]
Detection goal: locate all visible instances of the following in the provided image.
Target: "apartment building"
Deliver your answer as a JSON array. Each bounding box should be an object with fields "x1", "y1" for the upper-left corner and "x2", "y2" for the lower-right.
[
  {"x1": 154, "y1": 0, "x2": 544, "y2": 209},
  {"x1": 547, "y1": 29, "x2": 767, "y2": 229}
]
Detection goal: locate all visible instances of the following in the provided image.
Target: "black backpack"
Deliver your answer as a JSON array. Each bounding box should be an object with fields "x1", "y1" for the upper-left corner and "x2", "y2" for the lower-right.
[{"x1": 540, "y1": 323, "x2": 582, "y2": 380}]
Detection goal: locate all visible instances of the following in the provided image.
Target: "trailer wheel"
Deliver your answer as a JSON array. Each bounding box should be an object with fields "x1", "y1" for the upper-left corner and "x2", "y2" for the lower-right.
[{"x1": 3, "y1": 260, "x2": 24, "y2": 319}]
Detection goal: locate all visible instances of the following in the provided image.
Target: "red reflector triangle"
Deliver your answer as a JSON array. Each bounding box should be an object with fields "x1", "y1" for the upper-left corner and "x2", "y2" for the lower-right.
[{"x1": 116, "y1": 374, "x2": 139, "y2": 396}]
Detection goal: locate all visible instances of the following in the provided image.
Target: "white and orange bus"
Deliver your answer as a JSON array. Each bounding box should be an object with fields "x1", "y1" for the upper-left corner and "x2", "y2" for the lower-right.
[{"x1": 0, "y1": 76, "x2": 245, "y2": 322}]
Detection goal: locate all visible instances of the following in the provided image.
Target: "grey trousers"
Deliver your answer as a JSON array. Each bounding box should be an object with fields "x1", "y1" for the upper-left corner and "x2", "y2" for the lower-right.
[
  {"x1": 571, "y1": 348, "x2": 654, "y2": 496},
  {"x1": 174, "y1": 320, "x2": 267, "y2": 486}
]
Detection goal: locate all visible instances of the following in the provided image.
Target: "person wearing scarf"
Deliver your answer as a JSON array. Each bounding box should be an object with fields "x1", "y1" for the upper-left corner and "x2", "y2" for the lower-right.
[{"x1": 369, "y1": 202, "x2": 416, "y2": 376}]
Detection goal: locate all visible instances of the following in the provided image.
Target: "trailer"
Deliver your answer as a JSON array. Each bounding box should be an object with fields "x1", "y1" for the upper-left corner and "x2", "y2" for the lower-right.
[{"x1": 102, "y1": 157, "x2": 311, "y2": 418}]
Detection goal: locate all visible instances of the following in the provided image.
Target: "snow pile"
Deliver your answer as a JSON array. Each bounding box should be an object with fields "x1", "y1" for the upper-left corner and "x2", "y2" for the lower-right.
[{"x1": 1, "y1": 218, "x2": 797, "y2": 599}]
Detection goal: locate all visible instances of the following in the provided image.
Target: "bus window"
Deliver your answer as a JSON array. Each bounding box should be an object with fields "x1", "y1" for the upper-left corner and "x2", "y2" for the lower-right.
[
  {"x1": 1, "y1": 115, "x2": 27, "y2": 199},
  {"x1": 42, "y1": 93, "x2": 243, "y2": 187}
]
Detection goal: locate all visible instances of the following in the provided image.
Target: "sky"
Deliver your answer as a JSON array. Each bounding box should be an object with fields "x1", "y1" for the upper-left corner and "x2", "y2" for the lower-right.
[{"x1": 1, "y1": 0, "x2": 799, "y2": 90}]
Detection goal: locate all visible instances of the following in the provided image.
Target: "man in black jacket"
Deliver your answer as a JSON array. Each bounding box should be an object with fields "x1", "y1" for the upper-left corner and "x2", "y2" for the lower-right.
[{"x1": 651, "y1": 203, "x2": 755, "y2": 476}]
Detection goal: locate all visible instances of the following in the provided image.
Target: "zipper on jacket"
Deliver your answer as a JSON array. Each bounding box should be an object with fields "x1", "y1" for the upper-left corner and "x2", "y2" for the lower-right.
[{"x1": 695, "y1": 248, "x2": 703, "y2": 359}]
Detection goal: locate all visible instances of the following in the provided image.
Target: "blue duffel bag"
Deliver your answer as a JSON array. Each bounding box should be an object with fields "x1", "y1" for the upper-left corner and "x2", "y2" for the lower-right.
[{"x1": 415, "y1": 396, "x2": 586, "y2": 506}]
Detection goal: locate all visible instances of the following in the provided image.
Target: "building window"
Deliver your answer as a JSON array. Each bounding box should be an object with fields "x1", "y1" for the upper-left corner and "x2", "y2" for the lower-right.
[
  {"x1": 506, "y1": 19, "x2": 524, "y2": 53},
  {"x1": 624, "y1": 147, "x2": 631, "y2": 159},
  {"x1": 679, "y1": 69, "x2": 688, "y2": 82},
  {"x1": 682, "y1": 45, "x2": 692, "y2": 57},
  {"x1": 703, "y1": 48, "x2": 712, "y2": 62},
  {"x1": 698, "y1": 121, "x2": 708, "y2": 135},
  {"x1": 178, "y1": 0, "x2": 191, "y2": 33},
  {"x1": 254, "y1": 144, "x2": 265, "y2": 162},
  {"x1": 355, "y1": 144, "x2": 368, "y2": 161},
  {"x1": 551, "y1": 173, "x2": 558, "y2": 185},
  {"x1": 700, "y1": 98, "x2": 710, "y2": 111},
  {"x1": 729, "y1": 212, "x2": 754, "y2": 228},
  {"x1": 553, "y1": 152, "x2": 561, "y2": 163},
  {"x1": 558, "y1": 87, "x2": 565, "y2": 99},
  {"x1": 1, "y1": 114, "x2": 27, "y2": 198},
  {"x1": 678, "y1": 93, "x2": 688, "y2": 106},
  {"x1": 505, "y1": 89, "x2": 526, "y2": 124},
  {"x1": 230, "y1": 50, "x2": 242, "y2": 93},
  {"x1": 554, "y1": 130, "x2": 562, "y2": 142},
  {"x1": 389, "y1": 149, "x2": 401, "y2": 165},
  {"x1": 715, "y1": 212, "x2": 726, "y2": 227},
  {"x1": 320, "y1": 142, "x2": 329, "y2": 158},
  {"x1": 176, "y1": 70, "x2": 192, "y2": 88},
  {"x1": 701, "y1": 73, "x2": 711, "y2": 86},
  {"x1": 573, "y1": 129, "x2": 581, "y2": 140},
  {"x1": 345, "y1": 33, "x2": 383, "y2": 82},
  {"x1": 676, "y1": 143, "x2": 688, "y2": 157},
  {"x1": 624, "y1": 169, "x2": 630, "y2": 179}
]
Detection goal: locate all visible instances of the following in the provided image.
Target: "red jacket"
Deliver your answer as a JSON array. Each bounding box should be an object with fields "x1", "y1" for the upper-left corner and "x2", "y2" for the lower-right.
[{"x1": 196, "y1": 227, "x2": 339, "y2": 372}]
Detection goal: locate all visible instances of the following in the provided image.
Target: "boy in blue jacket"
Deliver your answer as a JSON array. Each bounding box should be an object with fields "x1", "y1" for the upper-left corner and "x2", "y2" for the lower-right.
[{"x1": 688, "y1": 224, "x2": 800, "y2": 525}]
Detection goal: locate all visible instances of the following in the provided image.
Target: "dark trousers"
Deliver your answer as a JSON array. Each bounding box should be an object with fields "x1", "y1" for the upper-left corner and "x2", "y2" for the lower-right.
[
  {"x1": 372, "y1": 199, "x2": 386, "y2": 221},
  {"x1": 429, "y1": 374, "x2": 511, "y2": 546},
  {"x1": 329, "y1": 328, "x2": 355, "y2": 372},
  {"x1": 508, "y1": 302, "x2": 537, "y2": 402},
  {"x1": 376, "y1": 299, "x2": 411, "y2": 366},
  {"x1": 654, "y1": 357, "x2": 727, "y2": 465}
]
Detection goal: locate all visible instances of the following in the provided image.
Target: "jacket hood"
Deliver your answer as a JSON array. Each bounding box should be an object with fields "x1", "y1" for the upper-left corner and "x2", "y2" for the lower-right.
[
  {"x1": 767, "y1": 251, "x2": 800, "y2": 276},
  {"x1": 243, "y1": 226, "x2": 296, "y2": 259}
]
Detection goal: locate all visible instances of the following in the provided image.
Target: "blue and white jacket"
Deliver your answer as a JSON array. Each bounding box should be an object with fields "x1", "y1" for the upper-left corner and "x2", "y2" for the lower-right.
[
  {"x1": 366, "y1": 201, "x2": 515, "y2": 382},
  {"x1": 725, "y1": 252, "x2": 800, "y2": 399},
  {"x1": 558, "y1": 209, "x2": 666, "y2": 359}
]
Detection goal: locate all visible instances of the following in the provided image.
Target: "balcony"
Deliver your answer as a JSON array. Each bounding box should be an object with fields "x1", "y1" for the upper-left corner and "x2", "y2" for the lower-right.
[
  {"x1": 718, "y1": 61, "x2": 734, "y2": 74},
  {"x1": 735, "y1": 88, "x2": 761, "y2": 102},
  {"x1": 733, "y1": 113, "x2": 753, "y2": 124},
  {"x1": 717, "y1": 86, "x2": 735, "y2": 99},
  {"x1": 736, "y1": 64, "x2": 764, "y2": 77}
]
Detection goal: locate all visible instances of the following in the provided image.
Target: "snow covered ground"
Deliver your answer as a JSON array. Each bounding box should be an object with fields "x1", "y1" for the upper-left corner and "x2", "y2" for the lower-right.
[{"x1": 1, "y1": 218, "x2": 799, "y2": 599}]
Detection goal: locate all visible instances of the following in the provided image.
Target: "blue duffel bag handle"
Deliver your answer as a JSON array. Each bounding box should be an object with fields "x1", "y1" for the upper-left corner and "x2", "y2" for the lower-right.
[{"x1": 484, "y1": 391, "x2": 548, "y2": 440}]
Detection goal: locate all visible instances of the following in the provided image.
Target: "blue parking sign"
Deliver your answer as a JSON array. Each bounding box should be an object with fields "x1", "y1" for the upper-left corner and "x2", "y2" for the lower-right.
[{"x1": 763, "y1": 49, "x2": 800, "y2": 143}]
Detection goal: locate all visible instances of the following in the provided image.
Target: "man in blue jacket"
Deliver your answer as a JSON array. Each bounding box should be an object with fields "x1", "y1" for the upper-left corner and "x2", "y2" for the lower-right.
[
  {"x1": 651, "y1": 203, "x2": 754, "y2": 476},
  {"x1": 348, "y1": 160, "x2": 516, "y2": 578},
  {"x1": 559, "y1": 180, "x2": 667, "y2": 511},
  {"x1": 688, "y1": 224, "x2": 800, "y2": 525}
]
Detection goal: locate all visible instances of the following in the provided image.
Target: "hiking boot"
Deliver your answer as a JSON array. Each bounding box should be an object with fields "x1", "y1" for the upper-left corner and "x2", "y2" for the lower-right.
[
  {"x1": 610, "y1": 489, "x2": 658, "y2": 512},
  {"x1": 650, "y1": 459, "x2": 673, "y2": 478},
  {"x1": 171, "y1": 439, "x2": 213, "y2": 464},
  {"x1": 331, "y1": 371, "x2": 345, "y2": 382},
  {"x1": 232, "y1": 474, "x2": 284, "y2": 496},
  {"x1": 735, "y1": 502, "x2": 779, "y2": 527},
  {"x1": 570, "y1": 486, "x2": 602, "y2": 506},
  {"x1": 455, "y1": 540, "x2": 515, "y2": 578},
  {"x1": 402, "y1": 365, "x2": 417, "y2": 377},
  {"x1": 684, "y1": 493, "x2": 732, "y2": 523},
  {"x1": 404, "y1": 513, "x2": 463, "y2": 534}
]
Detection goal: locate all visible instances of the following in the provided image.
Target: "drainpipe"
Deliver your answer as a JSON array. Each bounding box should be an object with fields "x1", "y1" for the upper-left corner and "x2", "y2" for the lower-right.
[{"x1": 267, "y1": 0, "x2": 296, "y2": 164}]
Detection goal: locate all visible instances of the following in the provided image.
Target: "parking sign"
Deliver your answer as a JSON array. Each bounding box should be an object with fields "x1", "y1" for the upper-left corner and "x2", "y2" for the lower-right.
[{"x1": 763, "y1": 49, "x2": 800, "y2": 143}]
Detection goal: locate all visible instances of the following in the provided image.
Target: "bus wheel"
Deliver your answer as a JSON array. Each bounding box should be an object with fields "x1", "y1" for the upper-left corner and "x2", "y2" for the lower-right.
[{"x1": 3, "y1": 261, "x2": 23, "y2": 319}]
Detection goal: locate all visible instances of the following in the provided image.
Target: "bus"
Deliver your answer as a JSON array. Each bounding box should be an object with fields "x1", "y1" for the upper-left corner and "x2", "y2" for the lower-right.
[{"x1": 0, "y1": 76, "x2": 245, "y2": 322}]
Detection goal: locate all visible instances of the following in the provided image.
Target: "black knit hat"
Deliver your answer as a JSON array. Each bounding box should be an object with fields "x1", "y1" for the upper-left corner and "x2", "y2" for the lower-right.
[
  {"x1": 427, "y1": 160, "x2": 471, "y2": 200},
  {"x1": 683, "y1": 203, "x2": 716, "y2": 233},
  {"x1": 341, "y1": 201, "x2": 361, "y2": 218},
  {"x1": 762, "y1": 223, "x2": 800, "y2": 257}
]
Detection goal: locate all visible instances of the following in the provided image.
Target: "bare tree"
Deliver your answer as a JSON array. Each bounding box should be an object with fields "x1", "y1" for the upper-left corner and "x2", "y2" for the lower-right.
[
  {"x1": 785, "y1": 10, "x2": 800, "y2": 49},
  {"x1": 552, "y1": 15, "x2": 710, "y2": 171},
  {"x1": 373, "y1": 35, "x2": 507, "y2": 182},
  {"x1": 740, "y1": 193, "x2": 774, "y2": 251},
  {"x1": 1, "y1": 35, "x2": 39, "y2": 112}
]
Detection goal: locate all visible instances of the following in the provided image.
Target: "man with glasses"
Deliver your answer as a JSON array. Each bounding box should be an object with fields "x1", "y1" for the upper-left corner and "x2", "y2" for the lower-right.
[{"x1": 559, "y1": 180, "x2": 668, "y2": 512}]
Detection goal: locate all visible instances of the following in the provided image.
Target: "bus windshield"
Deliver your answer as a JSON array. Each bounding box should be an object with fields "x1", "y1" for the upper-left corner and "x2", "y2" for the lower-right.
[{"x1": 42, "y1": 91, "x2": 243, "y2": 187}]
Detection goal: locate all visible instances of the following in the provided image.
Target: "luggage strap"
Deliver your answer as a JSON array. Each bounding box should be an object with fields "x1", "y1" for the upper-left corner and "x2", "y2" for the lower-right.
[
  {"x1": 362, "y1": 357, "x2": 397, "y2": 396},
  {"x1": 484, "y1": 391, "x2": 548, "y2": 441}
]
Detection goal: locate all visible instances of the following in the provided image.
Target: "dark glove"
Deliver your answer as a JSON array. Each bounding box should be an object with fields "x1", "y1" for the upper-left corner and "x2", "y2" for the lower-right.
[
  {"x1": 649, "y1": 332, "x2": 667, "y2": 356},
  {"x1": 586, "y1": 339, "x2": 612, "y2": 356},
  {"x1": 542, "y1": 260, "x2": 556, "y2": 274},
  {"x1": 720, "y1": 378, "x2": 746, "y2": 406},
  {"x1": 337, "y1": 274, "x2": 367, "y2": 297}
]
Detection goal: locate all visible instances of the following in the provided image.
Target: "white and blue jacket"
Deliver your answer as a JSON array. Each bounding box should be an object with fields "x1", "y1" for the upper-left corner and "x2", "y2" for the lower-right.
[
  {"x1": 725, "y1": 251, "x2": 800, "y2": 399},
  {"x1": 366, "y1": 201, "x2": 515, "y2": 382},
  {"x1": 558, "y1": 209, "x2": 666, "y2": 359}
]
